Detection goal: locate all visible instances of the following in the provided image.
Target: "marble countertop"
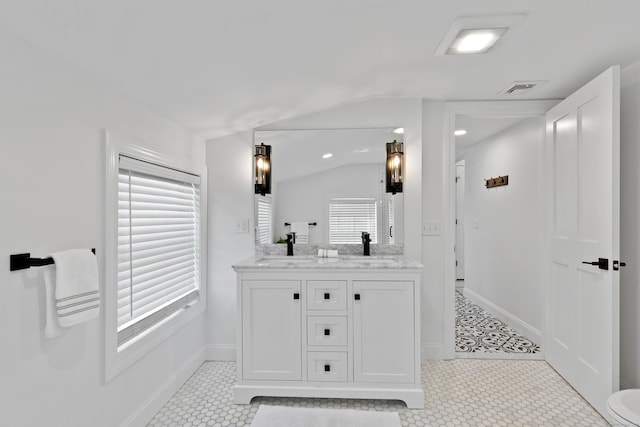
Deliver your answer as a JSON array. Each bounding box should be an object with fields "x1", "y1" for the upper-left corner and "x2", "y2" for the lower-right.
[{"x1": 232, "y1": 255, "x2": 424, "y2": 271}]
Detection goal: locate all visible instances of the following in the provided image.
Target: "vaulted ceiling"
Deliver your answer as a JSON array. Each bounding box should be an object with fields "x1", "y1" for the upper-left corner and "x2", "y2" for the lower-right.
[{"x1": 1, "y1": 0, "x2": 639, "y2": 139}]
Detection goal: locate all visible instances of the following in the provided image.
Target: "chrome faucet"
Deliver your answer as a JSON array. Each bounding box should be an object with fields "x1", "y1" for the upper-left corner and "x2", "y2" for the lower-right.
[
  {"x1": 286, "y1": 232, "x2": 296, "y2": 256},
  {"x1": 361, "y1": 232, "x2": 371, "y2": 256}
]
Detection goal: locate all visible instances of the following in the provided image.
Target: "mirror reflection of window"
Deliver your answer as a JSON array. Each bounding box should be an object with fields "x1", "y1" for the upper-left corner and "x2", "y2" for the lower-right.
[
  {"x1": 256, "y1": 195, "x2": 273, "y2": 244},
  {"x1": 329, "y1": 198, "x2": 378, "y2": 244}
]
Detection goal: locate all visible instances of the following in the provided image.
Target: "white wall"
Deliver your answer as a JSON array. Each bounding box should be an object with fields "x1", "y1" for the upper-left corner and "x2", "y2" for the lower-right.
[
  {"x1": 462, "y1": 118, "x2": 544, "y2": 339},
  {"x1": 274, "y1": 163, "x2": 383, "y2": 243},
  {"x1": 620, "y1": 69, "x2": 640, "y2": 389},
  {"x1": 420, "y1": 99, "x2": 448, "y2": 357},
  {"x1": 0, "y1": 30, "x2": 206, "y2": 426},
  {"x1": 205, "y1": 131, "x2": 255, "y2": 358},
  {"x1": 206, "y1": 98, "x2": 437, "y2": 356}
]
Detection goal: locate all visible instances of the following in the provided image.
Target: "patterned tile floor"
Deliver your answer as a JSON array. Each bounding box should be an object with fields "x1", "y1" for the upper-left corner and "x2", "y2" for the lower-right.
[
  {"x1": 456, "y1": 291, "x2": 542, "y2": 358},
  {"x1": 148, "y1": 360, "x2": 608, "y2": 426}
]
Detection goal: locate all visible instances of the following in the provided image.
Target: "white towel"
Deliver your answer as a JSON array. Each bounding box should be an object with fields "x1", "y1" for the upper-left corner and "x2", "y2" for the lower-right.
[
  {"x1": 44, "y1": 268, "x2": 68, "y2": 338},
  {"x1": 50, "y1": 249, "x2": 100, "y2": 328},
  {"x1": 291, "y1": 222, "x2": 309, "y2": 243}
]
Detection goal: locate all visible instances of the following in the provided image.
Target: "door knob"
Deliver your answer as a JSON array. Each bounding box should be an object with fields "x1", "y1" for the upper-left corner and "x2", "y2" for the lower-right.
[{"x1": 582, "y1": 258, "x2": 608, "y2": 270}]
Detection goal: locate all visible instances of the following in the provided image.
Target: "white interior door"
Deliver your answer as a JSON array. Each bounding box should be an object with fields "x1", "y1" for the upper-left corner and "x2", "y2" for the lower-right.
[
  {"x1": 455, "y1": 162, "x2": 465, "y2": 280},
  {"x1": 545, "y1": 66, "x2": 620, "y2": 418}
]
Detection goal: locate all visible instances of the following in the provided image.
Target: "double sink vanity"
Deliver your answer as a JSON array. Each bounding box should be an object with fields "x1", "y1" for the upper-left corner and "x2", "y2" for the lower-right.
[
  {"x1": 232, "y1": 254, "x2": 425, "y2": 409},
  {"x1": 236, "y1": 127, "x2": 423, "y2": 407}
]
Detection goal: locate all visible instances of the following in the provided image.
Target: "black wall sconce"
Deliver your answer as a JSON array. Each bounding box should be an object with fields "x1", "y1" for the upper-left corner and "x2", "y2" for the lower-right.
[
  {"x1": 386, "y1": 140, "x2": 403, "y2": 194},
  {"x1": 254, "y1": 143, "x2": 271, "y2": 196}
]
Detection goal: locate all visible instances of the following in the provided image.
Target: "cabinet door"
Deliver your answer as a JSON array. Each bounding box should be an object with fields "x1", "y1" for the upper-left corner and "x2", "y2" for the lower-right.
[
  {"x1": 353, "y1": 281, "x2": 414, "y2": 384},
  {"x1": 242, "y1": 280, "x2": 301, "y2": 381}
]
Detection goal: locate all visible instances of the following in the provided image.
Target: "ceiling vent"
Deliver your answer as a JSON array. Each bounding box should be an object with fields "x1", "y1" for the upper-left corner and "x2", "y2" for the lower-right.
[{"x1": 498, "y1": 80, "x2": 548, "y2": 95}]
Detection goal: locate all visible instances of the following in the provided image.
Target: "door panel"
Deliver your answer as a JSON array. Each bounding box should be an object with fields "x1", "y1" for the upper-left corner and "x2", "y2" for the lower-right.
[
  {"x1": 353, "y1": 281, "x2": 414, "y2": 384},
  {"x1": 242, "y1": 280, "x2": 302, "y2": 381},
  {"x1": 545, "y1": 66, "x2": 620, "y2": 418},
  {"x1": 550, "y1": 261, "x2": 571, "y2": 350},
  {"x1": 455, "y1": 163, "x2": 465, "y2": 280}
]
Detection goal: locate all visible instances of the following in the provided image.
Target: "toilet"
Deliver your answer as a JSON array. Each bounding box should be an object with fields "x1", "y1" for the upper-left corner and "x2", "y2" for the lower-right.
[{"x1": 608, "y1": 389, "x2": 640, "y2": 426}]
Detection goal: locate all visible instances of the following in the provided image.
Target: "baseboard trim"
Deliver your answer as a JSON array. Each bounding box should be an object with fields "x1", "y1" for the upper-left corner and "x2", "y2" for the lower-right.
[
  {"x1": 422, "y1": 343, "x2": 453, "y2": 360},
  {"x1": 121, "y1": 347, "x2": 205, "y2": 427},
  {"x1": 205, "y1": 344, "x2": 237, "y2": 361},
  {"x1": 462, "y1": 288, "x2": 542, "y2": 345}
]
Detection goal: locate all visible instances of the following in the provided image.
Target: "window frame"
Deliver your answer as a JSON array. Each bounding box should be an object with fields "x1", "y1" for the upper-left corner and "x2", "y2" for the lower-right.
[{"x1": 104, "y1": 130, "x2": 207, "y2": 382}]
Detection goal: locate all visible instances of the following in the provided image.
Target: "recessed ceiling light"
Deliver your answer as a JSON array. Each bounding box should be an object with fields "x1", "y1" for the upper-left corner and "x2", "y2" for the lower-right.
[
  {"x1": 354, "y1": 148, "x2": 370, "y2": 153},
  {"x1": 322, "y1": 153, "x2": 333, "y2": 159},
  {"x1": 434, "y1": 14, "x2": 525, "y2": 56},
  {"x1": 448, "y1": 28, "x2": 507, "y2": 54},
  {"x1": 454, "y1": 129, "x2": 467, "y2": 136},
  {"x1": 392, "y1": 127, "x2": 404, "y2": 134}
]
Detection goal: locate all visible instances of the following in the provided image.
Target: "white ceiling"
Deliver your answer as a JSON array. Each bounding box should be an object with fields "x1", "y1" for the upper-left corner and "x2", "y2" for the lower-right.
[{"x1": 1, "y1": 0, "x2": 639, "y2": 139}]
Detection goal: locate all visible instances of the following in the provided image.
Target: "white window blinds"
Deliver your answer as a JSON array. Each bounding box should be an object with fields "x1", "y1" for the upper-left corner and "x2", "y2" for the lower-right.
[
  {"x1": 329, "y1": 198, "x2": 378, "y2": 244},
  {"x1": 256, "y1": 196, "x2": 273, "y2": 244},
  {"x1": 117, "y1": 155, "x2": 200, "y2": 346}
]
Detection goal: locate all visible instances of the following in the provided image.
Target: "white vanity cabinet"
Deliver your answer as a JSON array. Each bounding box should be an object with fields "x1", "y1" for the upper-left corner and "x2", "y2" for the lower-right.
[{"x1": 232, "y1": 257, "x2": 424, "y2": 409}]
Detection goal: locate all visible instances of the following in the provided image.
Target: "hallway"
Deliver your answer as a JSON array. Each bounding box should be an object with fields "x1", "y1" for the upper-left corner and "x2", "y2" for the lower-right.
[{"x1": 456, "y1": 291, "x2": 542, "y2": 358}]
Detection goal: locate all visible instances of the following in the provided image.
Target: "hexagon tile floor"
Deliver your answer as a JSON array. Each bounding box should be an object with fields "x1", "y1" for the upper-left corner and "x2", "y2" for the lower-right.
[{"x1": 147, "y1": 360, "x2": 608, "y2": 426}]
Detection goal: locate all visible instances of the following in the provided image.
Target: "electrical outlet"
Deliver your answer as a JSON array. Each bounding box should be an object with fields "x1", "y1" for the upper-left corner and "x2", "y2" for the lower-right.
[
  {"x1": 234, "y1": 218, "x2": 250, "y2": 234},
  {"x1": 422, "y1": 222, "x2": 441, "y2": 236}
]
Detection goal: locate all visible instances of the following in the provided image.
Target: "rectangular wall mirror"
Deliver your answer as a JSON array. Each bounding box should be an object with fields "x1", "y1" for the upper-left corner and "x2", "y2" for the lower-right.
[{"x1": 254, "y1": 128, "x2": 404, "y2": 247}]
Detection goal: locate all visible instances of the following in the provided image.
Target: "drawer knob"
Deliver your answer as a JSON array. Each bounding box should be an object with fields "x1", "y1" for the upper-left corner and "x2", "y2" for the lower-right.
[
  {"x1": 293, "y1": 293, "x2": 300, "y2": 300},
  {"x1": 324, "y1": 364, "x2": 331, "y2": 372},
  {"x1": 324, "y1": 328, "x2": 331, "y2": 336},
  {"x1": 324, "y1": 292, "x2": 330, "y2": 300},
  {"x1": 354, "y1": 293, "x2": 360, "y2": 301}
]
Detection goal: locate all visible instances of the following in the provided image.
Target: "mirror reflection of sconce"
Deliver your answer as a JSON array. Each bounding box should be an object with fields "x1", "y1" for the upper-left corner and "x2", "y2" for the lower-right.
[
  {"x1": 386, "y1": 140, "x2": 403, "y2": 194},
  {"x1": 254, "y1": 143, "x2": 271, "y2": 196}
]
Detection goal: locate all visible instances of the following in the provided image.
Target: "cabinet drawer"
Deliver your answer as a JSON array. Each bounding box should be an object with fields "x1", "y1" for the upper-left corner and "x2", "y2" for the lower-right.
[
  {"x1": 307, "y1": 281, "x2": 347, "y2": 311},
  {"x1": 307, "y1": 316, "x2": 348, "y2": 346},
  {"x1": 307, "y1": 352, "x2": 348, "y2": 382}
]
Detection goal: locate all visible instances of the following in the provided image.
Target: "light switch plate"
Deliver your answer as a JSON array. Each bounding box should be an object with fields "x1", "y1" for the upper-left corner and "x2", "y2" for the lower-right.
[
  {"x1": 422, "y1": 222, "x2": 441, "y2": 236},
  {"x1": 234, "y1": 218, "x2": 250, "y2": 234}
]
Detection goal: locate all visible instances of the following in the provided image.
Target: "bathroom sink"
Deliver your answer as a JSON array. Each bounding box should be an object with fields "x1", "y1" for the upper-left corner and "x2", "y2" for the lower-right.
[{"x1": 252, "y1": 256, "x2": 401, "y2": 268}]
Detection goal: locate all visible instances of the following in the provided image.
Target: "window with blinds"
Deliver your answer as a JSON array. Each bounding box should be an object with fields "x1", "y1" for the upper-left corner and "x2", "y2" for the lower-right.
[
  {"x1": 117, "y1": 155, "x2": 200, "y2": 346},
  {"x1": 256, "y1": 195, "x2": 273, "y2": 244},
  {"x1": 329, "y1": 198, "x2": 378, "y2": 244}
]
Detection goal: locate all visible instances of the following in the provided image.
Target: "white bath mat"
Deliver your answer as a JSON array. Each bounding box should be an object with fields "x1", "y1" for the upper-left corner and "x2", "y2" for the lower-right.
[{"x1": 250, "y1": 405, "x2": 401, "y2": 427}]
